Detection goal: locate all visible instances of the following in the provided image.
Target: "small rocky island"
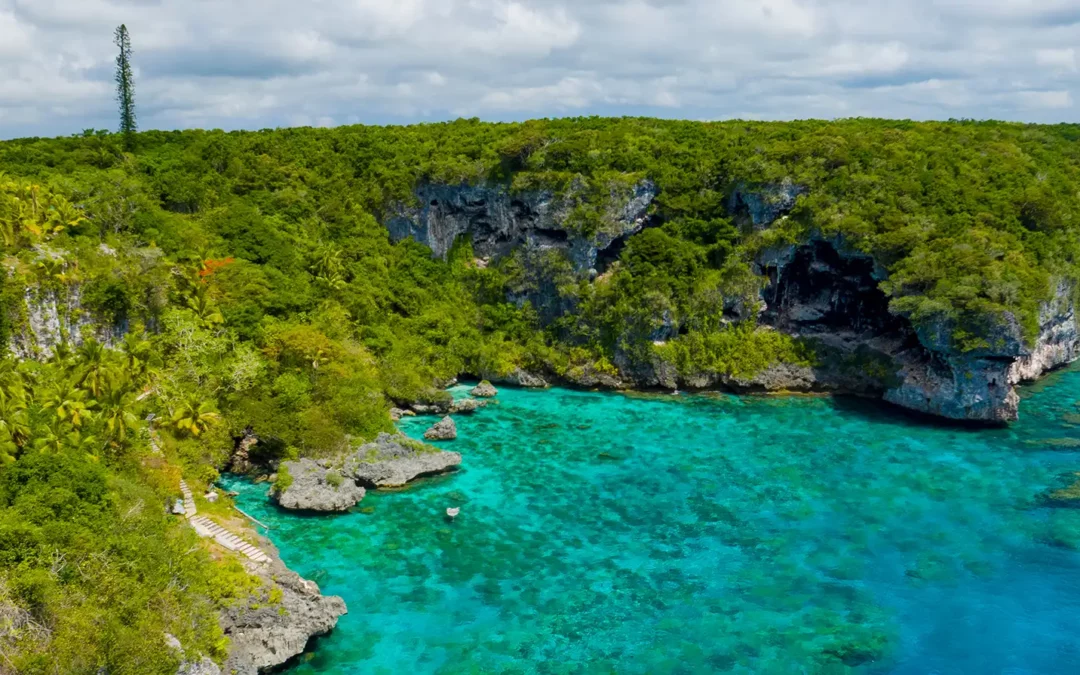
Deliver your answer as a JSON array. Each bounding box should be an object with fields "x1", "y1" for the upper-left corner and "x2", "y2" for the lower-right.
[{"x1": 273, "y1": 432, "x2": 462, "y2": 512}]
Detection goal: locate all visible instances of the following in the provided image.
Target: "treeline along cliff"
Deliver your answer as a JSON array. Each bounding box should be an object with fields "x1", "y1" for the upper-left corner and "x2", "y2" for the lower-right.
[{"x1": 7, "y1": 118, "x2": 1080, "y2": 422}]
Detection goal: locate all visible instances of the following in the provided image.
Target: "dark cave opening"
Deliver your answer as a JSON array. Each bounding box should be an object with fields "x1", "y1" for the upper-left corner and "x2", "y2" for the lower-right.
[{"x1": 760, "y1": 240, "x2": 913, "y2": 340}]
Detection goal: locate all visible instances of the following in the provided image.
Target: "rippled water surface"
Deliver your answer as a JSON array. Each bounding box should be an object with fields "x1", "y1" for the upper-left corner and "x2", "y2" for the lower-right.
[{"x1": 224, "y1": 371, "x2": 1080, "y2": 674}]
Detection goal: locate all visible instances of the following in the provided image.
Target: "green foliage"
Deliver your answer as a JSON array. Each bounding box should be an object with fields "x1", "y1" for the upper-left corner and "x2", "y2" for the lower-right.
[
  {"x1": 273, "y1": 463, "x2": 294, "y2": 494},
  {"x1": 656, "y1": 325, "x2": 814, "y2": 380}
]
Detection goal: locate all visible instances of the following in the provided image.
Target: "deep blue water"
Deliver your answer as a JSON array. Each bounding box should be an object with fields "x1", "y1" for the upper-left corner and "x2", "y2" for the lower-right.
[{"x1": 224, "y1": 370, "x2": 1080, "y2": 674}]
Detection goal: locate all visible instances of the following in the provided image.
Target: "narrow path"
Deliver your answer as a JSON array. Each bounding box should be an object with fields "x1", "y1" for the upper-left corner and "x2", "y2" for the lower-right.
[
  {"x1": 159, "y1": 419, "x2": 271, "y2": 564},
  {"x1": 189, "y1": 515, "x2": 271, "y2": 563},
  {"x1": 179, "y1": 478, "x2": 197, "y2": 517},
  {"x1": 180, "y1": 478, "x2": 271, "y2": 564}
]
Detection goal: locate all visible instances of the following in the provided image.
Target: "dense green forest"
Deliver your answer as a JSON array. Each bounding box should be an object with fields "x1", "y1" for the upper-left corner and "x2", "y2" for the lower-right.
[{"x1": 3, "y1": 117, "x2": 1080, "y2": 670}]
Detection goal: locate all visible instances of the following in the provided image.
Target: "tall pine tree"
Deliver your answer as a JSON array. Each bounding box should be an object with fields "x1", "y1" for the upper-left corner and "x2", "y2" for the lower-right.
[{"x1": 114, "y1": 24, "x2": 137, "y2": 150}]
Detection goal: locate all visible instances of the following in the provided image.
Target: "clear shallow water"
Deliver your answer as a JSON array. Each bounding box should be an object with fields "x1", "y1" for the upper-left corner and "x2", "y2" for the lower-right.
[{"x1": 223, "y1": 371, "x2": 1080, "y2": 674}]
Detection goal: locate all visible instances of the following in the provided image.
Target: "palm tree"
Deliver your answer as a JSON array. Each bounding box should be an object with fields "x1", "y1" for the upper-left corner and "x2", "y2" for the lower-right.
[
  {"x1": 186, "y1": 288, "x2": 224, "y2": 326},
  {"x1": 0, "y1": 391, "x2": 30, "y2": 460},
  {"x1": 48, "y1": 342, "x2": 77, "y2": 373},
  {"x1": 44, "y1": 194, "x2": 87, "y2": 235},
  {"x1": 99, "y1": 374, "x2": 139, "y2": 447},
  {"x1": 77, "y1": 339, "x2": 111, "y2": 397},
  {"x1": 170, "y1": 394, "x2": 221, "y2": 437},
  {"x1": 33, "y1": 418, "x2": 97, "y2": 456},
  {"x1": 312, "y1": 245, "x2": 347, "y2": 293},
  {"x1": 121, "y1": 330, "x2": 155, "y2": 379},
  {"x1": 43, "y1": 381, "x2": 95, "y2": 429}
]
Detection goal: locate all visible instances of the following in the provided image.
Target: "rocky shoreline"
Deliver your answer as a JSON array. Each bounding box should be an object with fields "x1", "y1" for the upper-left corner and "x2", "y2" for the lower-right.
[
  {"x1": 171, "y1": 528, "x2": 347, "y2": 675},
  {"x1": 220, "y1": 560, "x2": 347, "y2": 675},
  {"x1": 204, "y1": 415, "x2": 475, "y2": 669}
]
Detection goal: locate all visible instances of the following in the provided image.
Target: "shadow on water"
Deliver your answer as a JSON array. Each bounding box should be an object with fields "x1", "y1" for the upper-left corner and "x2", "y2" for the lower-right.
[{"x1": 827, "y1": 393, "x2": 1009, "y2": 432}]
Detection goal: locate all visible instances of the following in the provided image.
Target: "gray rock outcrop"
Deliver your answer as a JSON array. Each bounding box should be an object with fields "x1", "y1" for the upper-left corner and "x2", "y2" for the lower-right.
[
  {"x1": 386, "y1": 179, "x2": 657, "y2": 272},
  {"x1": 423, "y1": 416, "x2": 458, "y2": 441},
  {"x1": 882, "y1": 285, "x2": 1079, "y2": 422},
  {"x1": 222, "y1": 562, "x2": 347, "y2": 675},
  {"x1": 228, "y1": 430, "x2": 260, "y2": 474},
  {"x1": 728, "y1": 179, "x2": 808, "y2": 231},
  {"x1": 272, "y1": 459, "x2": 365, "y2": 512},
  {"x1": 176, "y1": 658, "x2": 221, "y2": 675},
  {"x1": 483, "y1": 368, "x2": 549, "y2": 388},
  {"x1": 469, "y1": 381, "x2": 498, "y2": 398},
  {"x1": 410, "y1": 400, "x2": 452, "y2": 415},
  {"x1": 450, "y1": 398, "x2": 487, "y2": 414},
  {"x1": 745, "y1": 237, "x2": 1079, "y2": 422},
  {"x1": 10, "y1": 283, "x2": 123, "y2": 359},
  {"x1": 344, "y1": 432, "x2": 461, "y2": 488}
]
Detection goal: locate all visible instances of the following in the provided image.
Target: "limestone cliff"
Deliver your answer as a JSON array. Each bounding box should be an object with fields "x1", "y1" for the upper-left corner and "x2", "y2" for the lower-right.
[
  {"x1": 721, "y1": 236, "x2": 1078, "y2": 422},
  {"x1": 9, "y1": 284, "x2": 123, "y2": 359},
  {"x1": 386, "y1": 178, "x2": 657, "y2": 273},
  {"x1": 382, "y1": 180, "x2": 1080, "y2": 423}
]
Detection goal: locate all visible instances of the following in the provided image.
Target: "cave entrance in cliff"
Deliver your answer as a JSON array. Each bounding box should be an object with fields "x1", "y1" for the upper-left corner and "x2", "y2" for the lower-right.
[{"x1": 760, "y1": 240, "x2": 912, "y2": 340}]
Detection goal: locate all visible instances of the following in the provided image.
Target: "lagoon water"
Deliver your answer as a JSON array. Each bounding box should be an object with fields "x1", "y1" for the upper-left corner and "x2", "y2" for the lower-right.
[{"x1": 225, "y1": 370, "x2": 1080, "y2": 674}]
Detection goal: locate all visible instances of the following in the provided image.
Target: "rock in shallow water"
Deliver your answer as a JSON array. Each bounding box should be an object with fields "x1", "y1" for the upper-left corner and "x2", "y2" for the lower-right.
[
  {"x1": 424, "y1": 416, "x2": 458, "y2": 441},
  {"x1": 273, "y1": 458, "x2": 365, "y2": 512},
  {"x1": 345, "y1": 432, "x2": 461, "y2": 488},
  {"x1": 450, "y1": 397, "x2": 487, "y2": 414},
  {"x1": 470, "y1": 381, "x2": 498, "y2": 397}
]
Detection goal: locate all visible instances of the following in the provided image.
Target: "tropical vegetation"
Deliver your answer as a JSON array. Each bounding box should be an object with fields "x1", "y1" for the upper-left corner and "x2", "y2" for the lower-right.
[{"x1": 3, "y1": 116, "x2": 1080, "y2": 669}]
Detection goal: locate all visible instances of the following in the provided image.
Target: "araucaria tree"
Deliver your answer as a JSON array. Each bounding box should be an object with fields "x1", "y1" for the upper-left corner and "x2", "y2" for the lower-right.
[{"x1": 114, "y1": 24, "x2": 137, "y2": 149}]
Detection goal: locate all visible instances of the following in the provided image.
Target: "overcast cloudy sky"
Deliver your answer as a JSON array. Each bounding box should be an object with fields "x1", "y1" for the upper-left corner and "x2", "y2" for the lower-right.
[{"x1": 1, "y1": 0, "x2": 1079, "y2": 139}]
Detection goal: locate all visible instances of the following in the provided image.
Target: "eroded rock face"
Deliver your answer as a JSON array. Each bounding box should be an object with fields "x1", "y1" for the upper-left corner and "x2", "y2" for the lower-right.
[
  {"x1": 176, "y1": 658, "x2": 221, "y2": 675},
  {"x1": 883, "y1": 355, "x2": 1018, "y2": 422},
  {"x1": 345, "y1": 432, "x2": 461, "y2": 488},
  {"x1": 482, "y1": 368, "x2": 549, "y2": 388},
  {"x1": 1009, "y1": 281, "x2": 1080, "y2": 384},
  {"x1": 728, "y1": 180, "x2": 808, "y2": 231},
  {"x1": 228, "y1": 430, "x2": 260, "y2": 474},
  {"x1": 750, "y1": 237, "x2": 1080, "y2": 422},
  {"x1": 9, "y1": 285, "x2": 123, "y2": 359},
  {"x1": 273, "y1": 459, "x2": 365, "y2": 512},
  {"x1": 386, "y1": 179, "x2": 657, "y2": 273},
  {"x1": 410, "y1": 400, "x2": 452, "y2": 415},
  {"x1": 222, "y1": 563, "x2": 347, "y2": 675}
]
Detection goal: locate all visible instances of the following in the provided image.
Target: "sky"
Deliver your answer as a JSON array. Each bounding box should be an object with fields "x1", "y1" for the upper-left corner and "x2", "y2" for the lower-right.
[{"x1": 1, "y1": 0, "x2": 1079, "y2": 139}]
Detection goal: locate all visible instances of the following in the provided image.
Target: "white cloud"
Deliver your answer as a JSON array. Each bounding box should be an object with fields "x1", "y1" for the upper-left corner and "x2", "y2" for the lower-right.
[
  {"x1": 1036, "y1": 47, "x2": 1077, "y2": 71},
  {"x1": 2, "y1": 0, "x2": 1080, "y2": 139},
  {"x1": 1016, "y1": 89, "x2": 1073, "y2": 109},
  {"x1": 821, "y1": 42, "x2": 910, "y2": 76}
]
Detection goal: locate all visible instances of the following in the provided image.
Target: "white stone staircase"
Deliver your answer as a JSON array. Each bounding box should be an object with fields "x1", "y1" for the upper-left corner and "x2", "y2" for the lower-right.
[
  {"x1": 179, "y1": 478, "x2": 270, "y2": 564},
  {"x1": 179, "y1": 478, "x2": 197, "y2": 517},
  {"x1": 189, "y1": 515, "x2": 271, "y2": 563}
]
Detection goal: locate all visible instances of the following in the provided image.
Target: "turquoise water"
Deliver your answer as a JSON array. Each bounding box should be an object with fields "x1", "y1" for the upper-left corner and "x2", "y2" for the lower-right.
[{"x1": 224, "y1": 371, "x2": 1080, "y2": 674}]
